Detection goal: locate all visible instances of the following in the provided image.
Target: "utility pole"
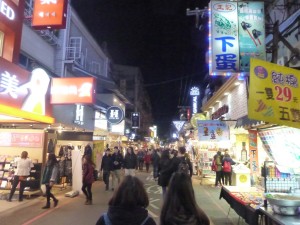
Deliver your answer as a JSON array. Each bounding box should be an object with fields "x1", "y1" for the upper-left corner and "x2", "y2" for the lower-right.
[{"x1": 186, "y1": 7, "x2": 208, "y2": 29}]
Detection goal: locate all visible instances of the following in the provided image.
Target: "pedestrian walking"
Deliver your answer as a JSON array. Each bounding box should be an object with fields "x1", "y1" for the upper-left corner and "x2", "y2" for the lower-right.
[
  {"x1": 170, "y1": 146, "x2": 193, "y2": 177},
  {"x1": 100, "y1": 149, "x2": 112, "y2": 191},
  {"x1": 160, "y1": 172, "x2": 210, "y2": 225},
  {"x1": 151, "y1": 149, "x2": 160, "y2": 180},
  {"x1": 137, "y1": 148, "x2": 145, "y2": 171},
  {"x1": 222, "y1": 149, "x2": 236, "y2": 186},
  {"x1": 96, "y1": 175, "x2": 156, "y2": 225},
  {"x1": 41, "y1": 153, "x2": 59, "y2": 209},
  {"x1": 214, "y1": 151, "x2": 223, "y2": 187},
  {"x1": 7, "y1": 151, "x2": 34, "y2": 202},
  {"x1": 82, "y1": 155, "x2": 95, "y2": 205},
  {"x1": 111, "y1": 146, "x2": 123, "y2": 191},
  {"x1": 157, "y1": 149, "x2": 173, "y2": 198},
  {"x1": 123, "y1": 147, "x2": 137, "y2": 176},
  {"x1": 144, "y1": 150, "x2": 151, "y2": 173}
]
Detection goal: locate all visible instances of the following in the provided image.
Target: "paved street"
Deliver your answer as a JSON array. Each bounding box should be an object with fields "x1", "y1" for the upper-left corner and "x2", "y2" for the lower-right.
[{"x1": 0, "y1": 170, "x2": 244, "y2": 225}]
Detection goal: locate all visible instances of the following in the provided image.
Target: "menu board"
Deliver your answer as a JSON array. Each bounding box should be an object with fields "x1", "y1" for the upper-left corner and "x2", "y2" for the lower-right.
[{"x1": 258, "y1": 127, "x2": 300, "y2": 169}]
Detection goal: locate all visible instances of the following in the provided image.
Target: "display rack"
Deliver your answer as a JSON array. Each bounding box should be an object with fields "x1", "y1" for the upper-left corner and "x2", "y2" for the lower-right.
[{"x1": 198, "y1": 149, "x2": 216, "y2": 177}]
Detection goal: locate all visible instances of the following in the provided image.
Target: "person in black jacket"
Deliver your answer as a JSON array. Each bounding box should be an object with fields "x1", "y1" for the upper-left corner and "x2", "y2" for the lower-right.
[
  {"x1": 157, "y1": 149, "x2": 173, "y2": 198},
  {"x1": 100, "y1": 149, "x2": 112, "y2": 191},
  {"x1": 110, "y1": 146, "x2": 123, "y2": 191},
  {"x1": 151, "y1": 149, "x2": 160, "y2": 180},
  {"x1": 170, "y1": 146, "x2": 193, "y2": 177},
  {"x1": 123, "y1": 147, "x2": 137, "y2": 176},
  {"x1": 96, "y1": 175, "x2": 156, "y2": 225}
]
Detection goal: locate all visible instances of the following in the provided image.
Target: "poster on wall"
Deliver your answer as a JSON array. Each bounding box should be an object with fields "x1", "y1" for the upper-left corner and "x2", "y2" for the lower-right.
[
  {"x1": 0, "y1": 132, "x2": 44, "y2": 147},
  {"x1": 197, "y1": 120, "x2": 230, "y2": 141},
  {"x1": 248, "y1": 58, "x2": 300, "y2": 129},
  {"x1": 248, "y1": 130, "x2": 258, "y2": 174}
]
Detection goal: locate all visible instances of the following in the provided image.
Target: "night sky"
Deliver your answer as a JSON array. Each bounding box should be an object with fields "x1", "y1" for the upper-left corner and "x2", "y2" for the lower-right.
[{"x1": 72, "y1": 0, "x2": 210, "y2": 138}]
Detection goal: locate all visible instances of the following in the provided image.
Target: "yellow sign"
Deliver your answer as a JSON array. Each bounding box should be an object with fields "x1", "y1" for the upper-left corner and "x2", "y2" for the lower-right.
[
  {"x1": 191, "y1": 113, "x2": 207, "y2": 128},
  {"x1": 239, "y1": 174, "x2": 248, "y2": 183},
  {"x1": 249, "y1": 58, "x2": 300, "y2": 128}
]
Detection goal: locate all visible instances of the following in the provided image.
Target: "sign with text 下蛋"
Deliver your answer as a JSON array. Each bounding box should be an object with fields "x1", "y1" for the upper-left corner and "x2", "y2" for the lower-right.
[
  {"x1": 197, "y1": 120, "x2": 229, "y2": 141},
  {"x1": 0, "y1": 57, "x2": 54, "y2": 123},
  {"x1": 32, "y1": 0, "x2": 68, "y2": 29},
  {"x1": 248, "y1": 58, "x2": 300, "y2": 129},
  {"x1": 209, "y1": 1, "x2": 265, "y2": 75},
  {"x1": 50, "y1": 77, "x2": 96, "y2": 104}
]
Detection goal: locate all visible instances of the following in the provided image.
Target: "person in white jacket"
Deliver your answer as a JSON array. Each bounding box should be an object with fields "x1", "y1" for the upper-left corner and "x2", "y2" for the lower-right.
[{"x1": 7, "y1": 151, "x2": 34, "y2": 202}]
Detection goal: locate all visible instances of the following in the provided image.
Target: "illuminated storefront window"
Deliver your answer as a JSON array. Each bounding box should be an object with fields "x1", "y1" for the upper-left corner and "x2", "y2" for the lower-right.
[{"x1": 0, "y1": 31, "x2": 4, "y2": 57}]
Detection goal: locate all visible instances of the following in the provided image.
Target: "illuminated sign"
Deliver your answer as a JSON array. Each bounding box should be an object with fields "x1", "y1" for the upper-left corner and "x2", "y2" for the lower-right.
[
  {"x1": 197, "y1": 120, "x2": 230, "y2": 141},
  {"x1": 74, "y1": 104, "x2": 84, "y2": 125},
  {"x1": 131, "y1": 112, "x2": 140, "y2": 129},
  {"x1": 209, "y1": 1, "x2": 265, "y2": 76},
  {"x1": 0, "y1": 132, "x2": 44, "y2": 147},
  {"x1": 51, "y1": 77, "x2": 95, "y2": 104},
  {"x1": 0, "y1": 0, "x2": 15, "y2": 20},
  {"x1": 32, "y1": 0, "x2": 67, "y2": 29},
  {"x1": 106, "y1": 106, "x2": 124, "y2": 124},
  {"x1": 0, "y1": 57, "x2": 54, "y2": 123},
  {"x1": 190, "y1": 87, "x2": 199, "y2": 115},
  {"x1": 248, "y1": 58, "x2": 300, "y2": 129},
  {"x1": 173, "y1": 121, "x2": 185, "y2": 132},
  {"x1": 95, "y1": 111, "x2": 107, "y2": 130}
]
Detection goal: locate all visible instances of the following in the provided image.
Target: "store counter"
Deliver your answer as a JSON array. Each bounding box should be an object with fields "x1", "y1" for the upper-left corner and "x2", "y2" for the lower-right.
[
  {"x1": 219, "y1": 186, "x2": 264, "y2": 225},
  {"x1": 259, "y1": 206, "x2": 300, "y2": 225}
]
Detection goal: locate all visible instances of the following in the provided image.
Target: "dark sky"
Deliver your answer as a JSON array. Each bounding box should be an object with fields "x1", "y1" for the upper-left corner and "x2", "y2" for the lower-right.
[{"x1": 72, "y1": 0, "x2": 210, "y2": 138}]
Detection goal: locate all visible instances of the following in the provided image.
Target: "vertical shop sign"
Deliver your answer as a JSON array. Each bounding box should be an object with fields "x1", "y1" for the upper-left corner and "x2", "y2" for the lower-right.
[
  {"x1": 210, "y1": 1, "x2": 239, "y2": 75},
  {"x1": 248, "y1": 130, "x2": 258, "y2": 174},
  {"x1": 32, "y1": 0, "x2": 67, "y2": 29},
  {"x1": 131, "y1": 112, "x2": 140, "y2": 129},
  {"x1": 74, "y1": 104, "x2": 84, "y2": 125},
  {"x1": 238, "y1": 2, "x2": 265, "y2": 72},
  {"x1": 248, "y1": 58, "x2": 300, "y2": 129},
  {"x1": 190, "y1": 86, "x2": 200, "y2": 115}
]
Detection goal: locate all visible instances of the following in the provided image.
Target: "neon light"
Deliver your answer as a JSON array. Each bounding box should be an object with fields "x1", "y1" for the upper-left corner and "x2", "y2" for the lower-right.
[{"x1": 0, "y1": 0, "x2": 15, "y2": 20}]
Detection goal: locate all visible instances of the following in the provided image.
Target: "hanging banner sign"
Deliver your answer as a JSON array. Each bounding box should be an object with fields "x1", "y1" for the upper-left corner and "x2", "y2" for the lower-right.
[
  {"x1": 248, "y1": 58, "x2": 300, "y2": 129},
  {"x1": 190, "y1": 86, "x2": 200, "y2": 115},
  {"x1": 197, "y1": 120, "x2": 230, "y2": 141},
  {"x1": 238, "y1": 1, "x2": 265, "y2": 72},
  {"x1": 248, "y1": 130, "x2": 258, "y2": 174}
]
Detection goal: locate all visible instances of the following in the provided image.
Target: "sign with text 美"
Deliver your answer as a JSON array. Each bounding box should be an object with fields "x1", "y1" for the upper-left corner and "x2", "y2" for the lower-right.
[
  {"x1": 32, "y1": 0, "x2": 67, "y2": 29},
  {"x1": 248, "y1": 58, "x2": 300, "y2": 128}
]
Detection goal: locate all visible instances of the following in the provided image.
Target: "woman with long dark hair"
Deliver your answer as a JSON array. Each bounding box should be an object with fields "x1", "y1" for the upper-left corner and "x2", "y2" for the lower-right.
[
  {"x1": 82, "y1": 155, "x2": 95, "y2": 205},
  {"x1": 41, "y1": 153, "x2": 59, "y2": 209},
  {"x1": 96, "y1": 175, "x2": 156, "y2": 225},
  {"x1": 160, "y1": 172, "x2": 210, "y2": 225}
]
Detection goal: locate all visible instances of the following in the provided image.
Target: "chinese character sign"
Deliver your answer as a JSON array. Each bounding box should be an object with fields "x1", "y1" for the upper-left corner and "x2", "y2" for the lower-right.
[
  {"x1": 210, "y1": 1, "x2": 239, "y2": 75},
  {"x1": 238, "y1": 2, "x2": 265, "y2": 72},
  {"x1": 197, "y1": 120, "x2": 230, "y2": 141},
  {"x1": 249, "y1": 58, "x2": 300, "y2": 128}
]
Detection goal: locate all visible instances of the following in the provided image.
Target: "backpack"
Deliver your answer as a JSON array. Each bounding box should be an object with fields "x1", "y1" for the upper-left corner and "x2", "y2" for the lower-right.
[
  {"x1": 223, "y1": 160, "x2": 231, "y2": 172},
  {"x1": 211, "y1": 159, "x2": 217, "y2": 171},
  {"x1": 177, "y1": 157, "x2": 190, "y2": 175}
]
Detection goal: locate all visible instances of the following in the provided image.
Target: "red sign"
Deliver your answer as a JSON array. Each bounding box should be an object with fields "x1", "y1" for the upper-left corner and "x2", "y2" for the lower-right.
[
  {"x1": 0, "y1": 132, "x2": 44, "y2": 147},
  {"x1": 51, "y1": 77, "x2": 96, "y2": 104},
  {"x1": 32, "y1": 0, "x2": 67, "y2": 29}
]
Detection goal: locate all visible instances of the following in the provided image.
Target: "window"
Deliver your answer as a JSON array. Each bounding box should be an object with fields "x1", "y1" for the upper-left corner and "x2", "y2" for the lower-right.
[{"x1": 66, "y1": 37, "x2": 82, "y2": 60}]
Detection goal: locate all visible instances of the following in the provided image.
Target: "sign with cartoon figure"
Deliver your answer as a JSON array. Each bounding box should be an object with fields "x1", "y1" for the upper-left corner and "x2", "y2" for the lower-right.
[
  {"x1": 248, "y1": 58, "x2": 300, "y2": 128},
  {"x1": 0, "y1": 57, "x2": 54, "y2": 123},
  {"x1": 197, "y1": 120, "x2": 230, "y2": 141}
]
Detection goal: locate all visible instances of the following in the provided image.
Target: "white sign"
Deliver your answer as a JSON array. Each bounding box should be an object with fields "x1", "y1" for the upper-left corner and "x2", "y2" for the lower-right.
[
  {"x1": 74, "y1": 104, "x2": 84, "y2": 125},
  {"x1": 192, "y1": 96, "x2": 198, "y2": 114},
  {"x1": 190, "y1": 87, "x2": 200, "y2": 96},
  {"x1": 210, "y1": 1, "x2": 239, "y2": 75},
  {"x1": 173, "y1": 121, "x2": 185, "y2": 132},
  {"x1": 0, "y1": 0, "x2": 15, "y2": 20}
]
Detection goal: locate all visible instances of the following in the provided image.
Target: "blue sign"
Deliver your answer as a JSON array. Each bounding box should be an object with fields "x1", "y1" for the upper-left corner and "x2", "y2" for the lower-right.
[{"x1": 106, "y1": 106, "x2": 124, "y2": 124}]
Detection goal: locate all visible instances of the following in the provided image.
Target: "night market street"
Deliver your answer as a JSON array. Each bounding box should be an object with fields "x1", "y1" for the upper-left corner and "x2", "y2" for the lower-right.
[{"x1": 0, "y1": 170, "x2": 242, "y2": 225}]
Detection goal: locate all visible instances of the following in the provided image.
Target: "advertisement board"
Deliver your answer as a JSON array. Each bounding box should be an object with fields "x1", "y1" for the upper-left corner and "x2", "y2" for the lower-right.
[
  {"x1": 197, "y1": 120, "x2": 230, "y2": 141},
  {"x1": 249, "y1": 58, "x2": 300, "y2": 129}
]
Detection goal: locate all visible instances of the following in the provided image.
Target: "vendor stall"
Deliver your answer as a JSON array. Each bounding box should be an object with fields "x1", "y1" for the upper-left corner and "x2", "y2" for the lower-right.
[{"x1": 232, "y1": 163, "x2": 251, "y2": 187}]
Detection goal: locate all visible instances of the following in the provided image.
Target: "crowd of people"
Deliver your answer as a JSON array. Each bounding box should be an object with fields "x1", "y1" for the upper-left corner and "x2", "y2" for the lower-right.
[{"x1": 96, "y1": 145, "x2": 210, "y2": 225}]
